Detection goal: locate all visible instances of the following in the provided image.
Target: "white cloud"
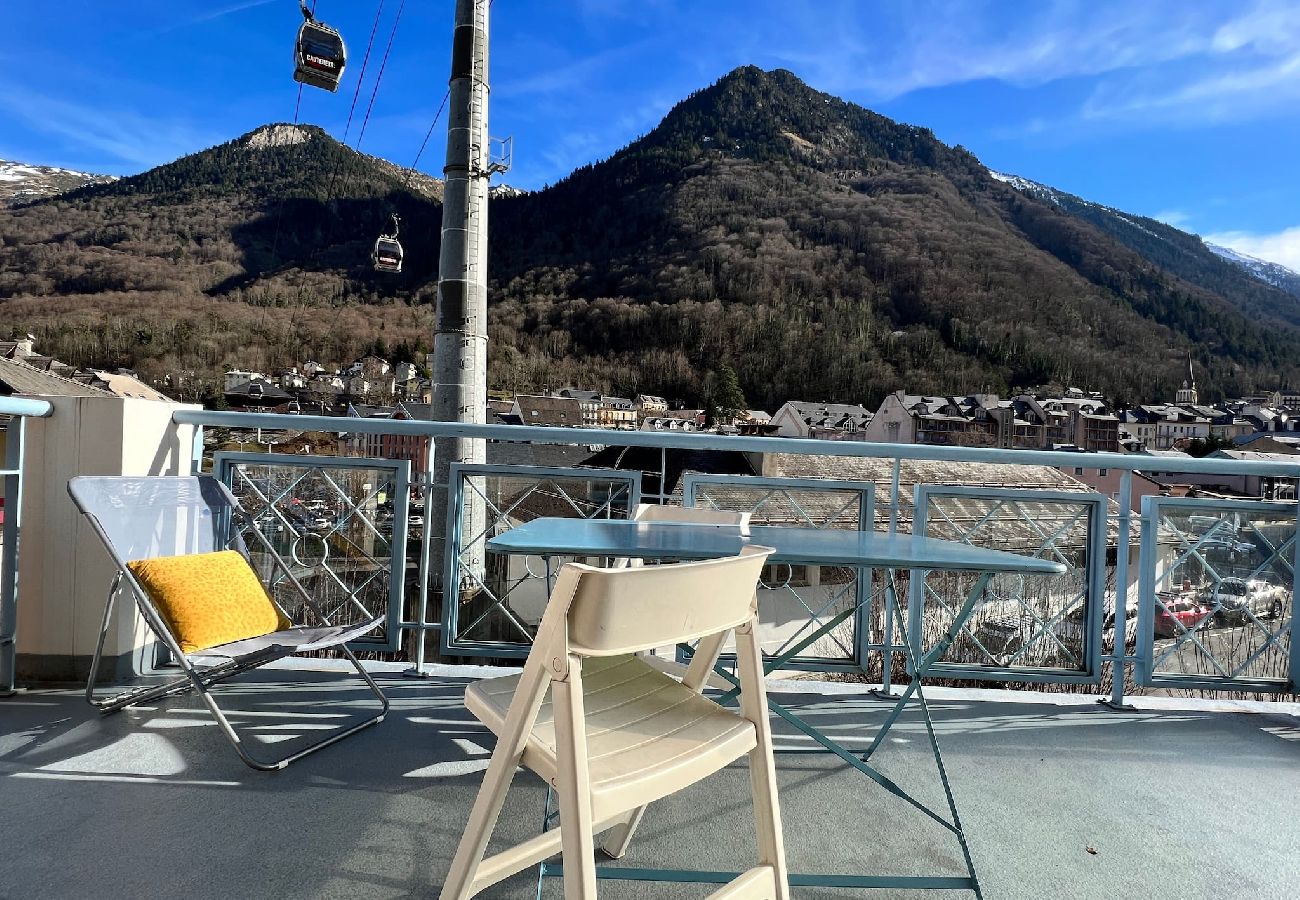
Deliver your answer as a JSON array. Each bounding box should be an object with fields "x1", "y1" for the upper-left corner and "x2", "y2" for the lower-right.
[
  {"x1": 760, "y1": 0, "x2": 1242, "y2": 101},
  {"x1": 147, "y1": 0, "x2": 278, "y2": 37},
  {"x1": 1081, "y1": 52, "x2": 1300, "y2": 125},
  {"x1": 1155, "y1": 210, "x2": 1191, "y2": 229},
  {"x1": 1203, "y1": 226, "x2": 1300, "y2": 272},
  {"x1": 0, "y1": 88, "x2": 215, "y2": 171}
]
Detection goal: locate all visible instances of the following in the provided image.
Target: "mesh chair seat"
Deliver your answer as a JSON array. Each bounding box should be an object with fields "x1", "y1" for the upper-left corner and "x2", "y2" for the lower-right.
[{"x1": 198, "y1": 615, "x2": 387, "y2": 659}]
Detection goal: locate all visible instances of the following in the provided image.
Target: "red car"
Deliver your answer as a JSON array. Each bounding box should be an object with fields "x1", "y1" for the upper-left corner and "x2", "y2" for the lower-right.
[{"x1": 1153, "y1": 594, "x2": 1213, "y2": 638}]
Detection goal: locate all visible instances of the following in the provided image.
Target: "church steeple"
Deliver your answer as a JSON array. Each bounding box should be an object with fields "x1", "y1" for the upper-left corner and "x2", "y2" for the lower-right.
[{"x1": 1176, "y1": 352, "x2": 1198, "y2": 405}]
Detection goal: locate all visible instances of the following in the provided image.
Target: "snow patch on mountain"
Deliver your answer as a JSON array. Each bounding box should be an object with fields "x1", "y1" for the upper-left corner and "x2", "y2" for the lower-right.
[
  {"x1": 0, "y1": 159, "x2": 118, "y2": 205},
  {"x1": 1206, "y1": 242, "x2": 1300, "y2": 295},
  {"x1": 988, "y1": 170, "x2": 1064, "y2": 205}
]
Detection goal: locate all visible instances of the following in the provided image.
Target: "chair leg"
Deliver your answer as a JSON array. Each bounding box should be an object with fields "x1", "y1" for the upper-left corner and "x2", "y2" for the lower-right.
[
  {"x1": 552, "y1": 662, "x2": 597, "y2": 899},
  {"x1": 736, "y1": 620, "x2": 790, "y2": 899},
  {"x1": 85, "y1": 578, "x2": 196, "y2": 713},
  {"x1": 439, "y1": 734, "x2": 528, "y2": 900},
  {"x1": 198, "y1": 657, "x2": 388, "y2": 771}
]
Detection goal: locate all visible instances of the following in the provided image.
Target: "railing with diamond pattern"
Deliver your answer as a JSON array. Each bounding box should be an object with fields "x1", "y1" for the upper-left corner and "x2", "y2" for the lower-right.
[
  {"x1": 1137, "y1": 496, "x2": 1297, "y2": 692},
  {"x1": 909, "y1": 487, "x2": 1107, "y2": 684},
  {"x1": 214, "y1": 452, "x2": 410, "y2": 651},
  {"x1": 682, "y1": 474, "x2": 876, "y2": 672},
  {"x1": 440, "y1": 463, "x2": 641, "y2": 657}
]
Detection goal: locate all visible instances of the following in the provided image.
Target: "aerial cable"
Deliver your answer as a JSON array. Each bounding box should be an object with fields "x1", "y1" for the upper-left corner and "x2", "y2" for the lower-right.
[
  {"x1": 271, "y1": 0, "x2": 320, "y2": 269},
  {"x1": 354, "y1": 0, "x2": 405, "y2": 151},
  {"x1": 342, "y1": 0, "x2": 386, "y2": 143},
  {"x1": 293, "y1": 0, "x2": 321, "y2": 122},
  {"x1": 402, "y1": 88, "x2": 451, "y2": 190}
]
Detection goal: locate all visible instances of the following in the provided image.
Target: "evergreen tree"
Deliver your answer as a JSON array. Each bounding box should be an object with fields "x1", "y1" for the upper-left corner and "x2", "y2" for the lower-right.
[{"x1": 713, "y1": 362, "x2": 747, "y2": 424}]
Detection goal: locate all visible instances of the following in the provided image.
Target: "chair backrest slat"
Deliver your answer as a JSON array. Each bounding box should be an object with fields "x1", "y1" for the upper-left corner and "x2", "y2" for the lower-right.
[
  {"x1": 563, "y1": 546, "x2": 772, "y2": 656},
  {"x1": 633, "y1": 503, "x2": 750, "y2": 528}
]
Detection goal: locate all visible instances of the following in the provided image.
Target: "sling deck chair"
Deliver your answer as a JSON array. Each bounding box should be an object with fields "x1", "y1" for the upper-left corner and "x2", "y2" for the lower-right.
[
  {"x1": 440, "y1": 545, "x2": 790, "y2": 900},
  {"x1": 67, "y1": 475, "x2": 389, "y2": 771}
]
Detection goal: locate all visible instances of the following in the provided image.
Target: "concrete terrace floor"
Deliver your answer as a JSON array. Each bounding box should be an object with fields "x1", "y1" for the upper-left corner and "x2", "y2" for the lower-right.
[{"x1": 2, "y1": 661, "x2": 1298, "y2": 900}]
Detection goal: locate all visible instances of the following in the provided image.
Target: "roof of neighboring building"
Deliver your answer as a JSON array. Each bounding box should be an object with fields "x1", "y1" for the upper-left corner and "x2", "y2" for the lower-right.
[
  {"x1": 1210, "y1": 449, "x2": 1300, "y2": 461},
  {"x1": 90, "y1": 370, "x2": 171, "y2": 401},
  {"x1": 348, "y1": 404, "x2": 397, "y2": 418},
  {"x1": 0, "y1": 355, "x2": 114, "y2": 398},
  {"x1": 396, "y1": 401, "x2": 432, "y2": 420},
  {"x1": 514, "y1": 394, "x2": 582, "y2": 426},
  {"x1": 557, "y1": 388, "x2": 600, "y2": 401},
  {"x1": 224, "y1": 378, "x2": 293, "y2": 403},
  {"x1": 776, "y1": 400, "x2": 873, "y2": 428}
]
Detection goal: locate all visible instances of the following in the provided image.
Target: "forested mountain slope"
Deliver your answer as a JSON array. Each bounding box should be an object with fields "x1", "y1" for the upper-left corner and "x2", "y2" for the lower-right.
[
  {"x1": 1, "y1": 67, "x2": 1297, "y2": 408},
  {"x1": 990, "y1": 171, "x2": 1300, "y2": 315}
]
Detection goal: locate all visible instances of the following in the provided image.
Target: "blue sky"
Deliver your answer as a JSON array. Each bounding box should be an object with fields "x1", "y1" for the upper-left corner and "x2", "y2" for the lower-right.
[{"x1": 3, "y1": 0, "x2": 1299, "y2": 268}]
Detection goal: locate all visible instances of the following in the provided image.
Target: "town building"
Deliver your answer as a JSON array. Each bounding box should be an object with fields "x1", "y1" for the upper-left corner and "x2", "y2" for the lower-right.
[{"x1": 770, "y1": 401, "x2": 873, "y2": 440}]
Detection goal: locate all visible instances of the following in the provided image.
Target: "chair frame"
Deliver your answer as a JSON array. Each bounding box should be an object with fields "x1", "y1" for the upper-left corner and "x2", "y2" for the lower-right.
[
  {"x1": 69, "y1": 475, "x2": 390, "y2": 771},
  {"x1": 441, "y1": 548, "x2": 789, "y2": 900}
]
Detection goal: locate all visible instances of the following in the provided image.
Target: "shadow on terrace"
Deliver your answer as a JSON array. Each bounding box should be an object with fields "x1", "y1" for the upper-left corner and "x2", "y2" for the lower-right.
[{"x1": 3, "y1": 663, "x2": 1298, "y2": 899}]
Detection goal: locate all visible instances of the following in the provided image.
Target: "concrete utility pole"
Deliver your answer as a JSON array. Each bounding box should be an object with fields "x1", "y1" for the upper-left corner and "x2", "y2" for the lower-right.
[{"x1": 428, "y1": 0, "x2": 492, "y2": 594}]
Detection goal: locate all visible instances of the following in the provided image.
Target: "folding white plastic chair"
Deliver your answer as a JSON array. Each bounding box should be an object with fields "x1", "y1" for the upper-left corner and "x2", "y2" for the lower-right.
[
  {"x1": 629, "y1": 502, "x2": 752, "y2": 531},
  {"x1": 67, "y1": 475, "x2": 389, "y2": 771},
  {"x1": 440, "y1": 546, "x2": 789, "y2": 900}
]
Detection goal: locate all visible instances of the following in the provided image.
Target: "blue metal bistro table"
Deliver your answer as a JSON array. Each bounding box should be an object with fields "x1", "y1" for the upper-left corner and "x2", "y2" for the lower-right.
[{"x1": 486, "y1": 519, "x2": 1067, "y2": 898}]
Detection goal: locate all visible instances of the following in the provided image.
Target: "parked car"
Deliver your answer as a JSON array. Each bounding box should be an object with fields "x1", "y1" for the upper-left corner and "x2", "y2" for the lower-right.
[
  {"x1": 1200, "y1": 578, "x2": 1288, "y2": 625},
  {"x1": 254, "y1": 515, "x2": 285, "y2": 535},
  {"x1": 1153, "y1": 594, "x2": 1213, "y2": 638}
]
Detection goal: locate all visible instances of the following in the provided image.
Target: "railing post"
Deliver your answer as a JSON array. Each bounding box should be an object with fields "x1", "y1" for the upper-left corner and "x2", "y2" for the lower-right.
[
  {"x1": 408, "y1": 440, "x2": 438, "y2": 676},
  {"x1": 1, "y1": 417, "x2": 26, "y2": 695},
  {"x1": 1291, "y1": 496, "x2": 1300, "y2": 694},
  {"x1": 1101, "y1": 471, "x2": 1135, "y2": 710},
  {"x1": 190, "y1": 425, "x2": 205, "y2": 475},
  {"x1": 877, "y1": 458, "x2": 904, "y2": 694}
]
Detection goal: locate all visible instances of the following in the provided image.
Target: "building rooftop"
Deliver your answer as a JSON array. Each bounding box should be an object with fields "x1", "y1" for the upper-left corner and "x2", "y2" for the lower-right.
[
  {"x1": 0, "y1": 355, "x2": 115, "y2": 398},
  {"x1": 2, "y1": 661, "x2": 1296, "y2": 899}
]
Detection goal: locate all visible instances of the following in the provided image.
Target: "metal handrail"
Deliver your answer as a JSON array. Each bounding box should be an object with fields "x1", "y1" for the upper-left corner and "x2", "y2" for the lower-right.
[
  {"x1": 0, "y1": 397, "x2": 53, "y2": 419},
  {"x1": 172, "y1": 410, "x2": 1300, "y2": 478}
]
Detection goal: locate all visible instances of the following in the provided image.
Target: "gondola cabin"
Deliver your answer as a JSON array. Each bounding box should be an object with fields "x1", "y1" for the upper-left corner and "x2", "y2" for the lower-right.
[
  {"x1": 294, "y1": 19, "x2": 347, "y2": 92},
  {"x1": 373, "y1": 237, "x2": 403, "y2": 273}
]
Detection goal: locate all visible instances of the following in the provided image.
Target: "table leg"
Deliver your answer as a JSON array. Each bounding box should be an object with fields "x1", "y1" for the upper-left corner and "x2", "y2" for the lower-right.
[{"x1": 861, "y1": 570, "x2": 993, "y2": 760}]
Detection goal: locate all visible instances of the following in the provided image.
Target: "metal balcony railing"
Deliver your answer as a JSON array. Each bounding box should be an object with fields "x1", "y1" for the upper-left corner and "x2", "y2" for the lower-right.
[{"x1": 165, "y1": 409, "x2": 1300, "y2": 703}]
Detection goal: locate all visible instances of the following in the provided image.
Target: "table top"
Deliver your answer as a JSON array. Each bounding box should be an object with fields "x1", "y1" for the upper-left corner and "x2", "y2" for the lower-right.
[{"x1": 486, "y1": 518, "x2": 1066, "y2": 575}]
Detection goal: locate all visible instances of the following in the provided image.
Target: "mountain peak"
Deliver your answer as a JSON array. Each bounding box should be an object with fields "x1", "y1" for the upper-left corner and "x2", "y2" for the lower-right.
[
  {"x1": 627, "y1": 65, "x2": 979, "y2": 178},
  {"x1": 244, "y1": 124, "x2": 315, "y2": 151}
]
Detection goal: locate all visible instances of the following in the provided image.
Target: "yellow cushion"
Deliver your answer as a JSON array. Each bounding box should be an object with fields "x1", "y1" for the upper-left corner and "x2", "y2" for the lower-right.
[{"x1": 126, "y1": 550, "x2": 292, "y2": 654}]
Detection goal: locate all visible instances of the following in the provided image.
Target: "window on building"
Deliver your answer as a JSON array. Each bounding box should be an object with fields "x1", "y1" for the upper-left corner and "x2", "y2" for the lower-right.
[
  {"x1": 1098, "y1": 468, "x2": 1108, "y2": 476},
  {"x1": 1074, "y1": 467, "x2": 1085, "y2": 476}
]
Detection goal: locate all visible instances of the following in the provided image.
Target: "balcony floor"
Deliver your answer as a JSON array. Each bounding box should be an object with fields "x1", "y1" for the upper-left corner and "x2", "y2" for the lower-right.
[{"x1": 2, "y1": 661, "x2": 1298, "y2": 900}]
